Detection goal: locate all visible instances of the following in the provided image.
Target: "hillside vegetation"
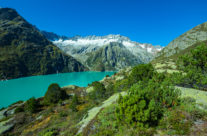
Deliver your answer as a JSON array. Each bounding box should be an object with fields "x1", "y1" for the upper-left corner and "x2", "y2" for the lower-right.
[
  {"x1": 0, "y1": 8, "x2": 87, "y2": 80},
  {"x1": 0, "y1": 43, "x2": 207, "y2": 136},
  {"x1": 0, "y1": 8, "x2": 207, "y2": 135}
]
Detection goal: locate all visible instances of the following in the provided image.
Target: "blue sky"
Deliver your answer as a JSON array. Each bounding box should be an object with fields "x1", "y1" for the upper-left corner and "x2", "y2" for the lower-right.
[{"x1": 1, "y1": 0, "x2": 207, "y2": 46}]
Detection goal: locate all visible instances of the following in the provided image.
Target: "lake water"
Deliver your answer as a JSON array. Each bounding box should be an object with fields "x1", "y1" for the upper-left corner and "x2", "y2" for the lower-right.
[{"x1": 0, "y1": 71, "x2": 114, "y2": 108}]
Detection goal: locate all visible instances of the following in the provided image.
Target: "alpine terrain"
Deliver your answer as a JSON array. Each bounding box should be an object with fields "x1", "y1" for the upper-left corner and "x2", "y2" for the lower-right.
[
  {"x1": 0, "y1": 8, "x2": 87, "y2": 80},
  {"x1": 156, "y1": 21, "x2": 207, "y2": 58},
  {"x1": 45, "y1": 34, "x2": 162, "y2": 71}
]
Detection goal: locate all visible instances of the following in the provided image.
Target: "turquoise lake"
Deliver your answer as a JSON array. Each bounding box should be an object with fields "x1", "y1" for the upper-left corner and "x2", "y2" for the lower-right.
[{"x1": 0, "y1": 71, "x2": 114, "y2": 108}]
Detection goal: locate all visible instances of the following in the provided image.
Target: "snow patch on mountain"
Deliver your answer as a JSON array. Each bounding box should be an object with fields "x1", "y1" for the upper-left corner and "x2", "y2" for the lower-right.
[
  {"x1": 53, "y1": 34, "x2": 162, "y2": 54},
  {"x1": 147, "y1": 47, "x2": 152, "y2": 53},
  {"x1": 53, "y1": 38, "x2": 118, "y2": 47}
]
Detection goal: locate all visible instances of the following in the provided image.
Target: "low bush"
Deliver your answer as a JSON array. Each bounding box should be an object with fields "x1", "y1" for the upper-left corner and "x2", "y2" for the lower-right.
[
  {"x1": 176, "y1": 44, "x2": 207, "y2": 89},
  {"x1": 128, "y1": 63, "x2": 155, "y2": 85},
  {"x1": 38, "y1": 128, "x2": 59, "y2": 136},
  {"x1": 58, "y1": 111, "x2": 68, "y2": 117},
  {"x1": 116, "y1": 74, "x2": 180, "y2": 129},
  {"x1": 24, "y1": 97, "x2": 39, "y2": 113},
  {"x1": 105, "y1": 81, "x2": 115, "y2": 97},
  {"x1": 70, "y1": 94, "x2": 79, "y2": 112},
  {"x1": 44, "y1": 83, "x2": 68, "y2": 105},
  {"x1": 14, "y1": 106, "x2": 24, "y2": 113},
  {"x1": 113, "y1": 79, "x2": 130, "y2": 92},
  {"x1": 159, "y1": 108, "x2": 192, "y2": 135},
  {"x1": 89, "y1": 81, "x2": 106, "y2": 102}
]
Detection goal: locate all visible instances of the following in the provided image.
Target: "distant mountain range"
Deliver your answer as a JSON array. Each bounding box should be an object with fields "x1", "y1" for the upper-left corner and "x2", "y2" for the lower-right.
[
  {"x1": 42, "y1": 33, "x2": 162, "y2": 71},
  {"x1": 0, "y1": 8, "x2": 87, "y2": 80},
  {"x1": 4, "y1": 7, "x2": 201, "y2": 80}
]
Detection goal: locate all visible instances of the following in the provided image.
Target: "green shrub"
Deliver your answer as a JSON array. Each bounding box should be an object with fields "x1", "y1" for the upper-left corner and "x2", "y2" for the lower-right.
[
  {"x1": 14, "y1": 106, "x2": 24, "y2": 113},
  {"x1": 24, "y1": 97, "x2": 39, "y2": 113},
  {"x1": 116, "y1": 75, "x2": 180, "y2": 129},
  {"x1": 176, "y1": 44, "x2": 207, "y2": 89},
  {"x1": 44, "y1": 83, "x2": 68, "y2": 105},
  {"x1": 70, "y1": 94, "x2": 79, "y2": 112},
  {"x1": 128, "y1": 64, "x2": 155, "y2": 85},
  {"x1": 105, "y1": 82, "x2": 115, "y2": 97},
  {"x1": 38, "y1": 128, "x2": 59, "y2": 136},
  {"x1": 58, "y1": 111, "x2": 68, "y2": 117},
  {"x1": 114, "y1": 79, "x2": 130, "y2": 92},
  {"x1": 159, "y1": 108, "x2": 192, "y2": 135},
  {"x1": 89, "y1": 81, "x2": 106, "y2": 102}
]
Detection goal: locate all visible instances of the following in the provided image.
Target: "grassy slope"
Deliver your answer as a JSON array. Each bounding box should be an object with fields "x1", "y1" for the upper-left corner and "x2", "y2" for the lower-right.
[
  {"x1": 178, "y1": 86, "x2": 207, "y2": 107},
  {"x1": 77, "y1": 91, "x2": 127, "y2": 134},
  {"x1": 85, "y1": 86, "x2": 207, "y2": 136}
]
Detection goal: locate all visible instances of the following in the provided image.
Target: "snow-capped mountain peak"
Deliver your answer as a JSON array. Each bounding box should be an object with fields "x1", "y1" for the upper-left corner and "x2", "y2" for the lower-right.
[
  {"x1": 40, "y1": 32, "x2": 164, "y2": 70},
  {"x1": 53, "y1": 34, "x2": 162, "y2": 54}
]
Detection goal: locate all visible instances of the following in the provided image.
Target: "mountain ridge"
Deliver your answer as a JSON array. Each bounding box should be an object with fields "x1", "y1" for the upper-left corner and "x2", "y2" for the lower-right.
[
  {"x1": 0, "y1": 8, "x2": 87, "y2": 80},
  {"x1": 156, "y1": 21, "x2": 207, "y2": 58},
  {"x1": 42, "y1": 32, "x2": 163, "y2": 70}
]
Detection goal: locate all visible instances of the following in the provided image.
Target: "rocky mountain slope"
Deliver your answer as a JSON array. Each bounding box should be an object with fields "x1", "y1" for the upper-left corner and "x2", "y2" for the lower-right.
[
  {"x1": 49, "y1": 34, "x2": 162, "y2": 70},
  {"x1": 0, "y1": 8, "x2": 87, "y2": 80},
  {"x1": 85, "y1": 42, "x2": 142, "y2": 71},
  {"x1": 156, "y1": 22, "x2": 207, "y2": 58}
]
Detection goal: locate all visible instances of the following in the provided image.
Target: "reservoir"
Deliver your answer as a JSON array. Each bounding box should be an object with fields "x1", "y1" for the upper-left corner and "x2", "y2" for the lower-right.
[{"x1": 0, "y1": 71, "x2": 114, "y2": 108}]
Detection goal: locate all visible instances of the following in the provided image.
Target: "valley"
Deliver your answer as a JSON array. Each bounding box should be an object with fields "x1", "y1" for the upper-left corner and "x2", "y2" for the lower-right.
[{"x1": 0, "y1": 3, "x2": 207, "y2": 136}]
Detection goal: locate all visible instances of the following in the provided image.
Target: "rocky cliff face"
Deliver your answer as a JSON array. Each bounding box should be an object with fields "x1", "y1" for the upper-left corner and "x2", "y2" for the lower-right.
[
  {"x1": 51, "y1": 34, "x2": 162, "y2": 70},
  {"x1": 0, "y1": 8, "x2": 87, "y2": 80},
  {"x1": 85, "y1": 42, "x2": 142, "y2": 71},
  {"x1": 157, "y1": 22, "x2": 207, "y2": 57}
]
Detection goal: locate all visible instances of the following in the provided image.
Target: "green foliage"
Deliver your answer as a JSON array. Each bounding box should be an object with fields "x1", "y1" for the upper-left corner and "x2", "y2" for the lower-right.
[
  {"x1": 116, "y1": 74, "x2": 180, "y2": 129},
  {"x1": 89, "y1": 81, "x2": 106, "y2": 102},
  {"x1": 14, "y1": 106, "x2": 24, "y2": 113},
  {"x1": 93, "y1": 129, "x2": 115, "y2": 136},
  {"x1": 179, "y1": 43, "x2": 207, "y2": 71},
  {"x1": 159, "y1": 108, "x2": 192, "y2": 135},
  {"x1": 92, "y1": 103, "x2": 156, "y2": 136},
  {"x1": 44, "y1": 83, "x2": 68, "y2": 105},
  {"x1": 38, "y1": 128, "x2": 59, "y2": 136},
  {"x1": 114, "y1": 79, "x2": 130, "y2": 92},
  {"x1": 176, "y1": 44, "x2": 207, "y2": 89},
  {"x1": 105, "y1": 81, "x2": 115, "y2": 97},
  {"x1": 70, "y1": 94, "x2": 79, "y2": 112},
  {"x1": 90, "y1": 104, "x2": 118, "y2": 136},
  {"x1": 58, "y1": 111, "x2": 68, "y2": 117},
  {"x1": 24, "y1": 97, "x2": 39, "y2": 113},
  {"x1": 128, "y1": 64, "x2": 155, "y2": 85}
]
